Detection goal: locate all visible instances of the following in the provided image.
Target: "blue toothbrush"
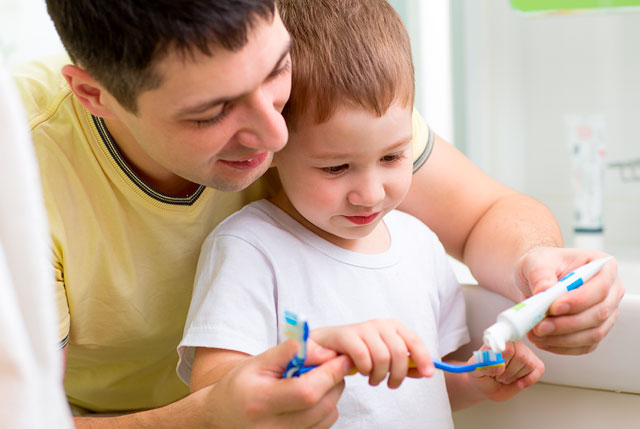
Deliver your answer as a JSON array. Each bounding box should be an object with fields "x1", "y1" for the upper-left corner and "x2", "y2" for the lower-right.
[
  {"x1": 281, "y1": 311, "x2": 505, "y2": 378},
  {"x1": 432, "y1": 349, "x2": 505, "y2": 373}
]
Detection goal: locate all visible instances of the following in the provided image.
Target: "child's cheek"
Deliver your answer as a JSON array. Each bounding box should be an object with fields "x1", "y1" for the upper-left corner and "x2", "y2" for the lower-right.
[{"x1": 308, "y1": 187, "x2": 338, "y2": 212}]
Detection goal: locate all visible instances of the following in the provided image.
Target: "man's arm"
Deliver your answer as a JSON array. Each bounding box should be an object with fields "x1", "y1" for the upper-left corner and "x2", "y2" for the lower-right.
[
  {"x1": 67, "y1": 340, "x2": 351, "y2": 429},
  {"x1": 399, "y1": 133, "x2": 624, "y2": 354},
  {"x1": 400, "y1": 133, "x2": 561, "y2": 301}
]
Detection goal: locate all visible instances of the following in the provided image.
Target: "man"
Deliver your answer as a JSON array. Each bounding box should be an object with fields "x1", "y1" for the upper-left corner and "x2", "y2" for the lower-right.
[{"x1": 13, "y1": 0, "x2": 623, "y2": 427}]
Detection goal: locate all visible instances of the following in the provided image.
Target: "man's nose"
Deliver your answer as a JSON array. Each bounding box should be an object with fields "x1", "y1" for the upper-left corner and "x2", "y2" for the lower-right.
[{"x1": 238, "y1": 87, "x2": 289, "y2": 152}]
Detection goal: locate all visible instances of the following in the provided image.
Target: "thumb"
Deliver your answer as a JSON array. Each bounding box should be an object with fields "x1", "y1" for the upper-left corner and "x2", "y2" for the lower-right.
[
  {"x1": 306, "y1": 339, "x2": 338, "y2": 366},
  {"x1": 253, "y1": 339, "x2": 300, "y2": 375},
  {"x1": 529, "y1": 267, "x2": 559, "y2": 295},
  {"x1": 519, "y1": 250, "x2": 561, "y2": 295}
]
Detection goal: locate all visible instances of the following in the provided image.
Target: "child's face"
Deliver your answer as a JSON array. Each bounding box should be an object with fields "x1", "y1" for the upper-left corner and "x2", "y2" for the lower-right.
[{"x1": 273, "y1": 101, "x2": 413, "y2": 244}]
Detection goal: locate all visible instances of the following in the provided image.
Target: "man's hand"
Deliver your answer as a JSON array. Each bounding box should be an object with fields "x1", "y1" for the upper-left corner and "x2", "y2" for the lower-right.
[
  {"x1": 204, "y1": 339, "x2": 352, "y2": 428},
  {"x1": 516, "y1": 247, "x2": 624, "y2": 355}
]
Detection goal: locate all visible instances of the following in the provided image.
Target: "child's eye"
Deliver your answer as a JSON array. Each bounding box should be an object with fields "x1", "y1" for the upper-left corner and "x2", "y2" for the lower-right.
[
  {"x1": 381, "y1": 153, "x2": 402, "y2": 163},
  {"x1": 322, "y1": 164, "x2": 349, "y2": 175}
]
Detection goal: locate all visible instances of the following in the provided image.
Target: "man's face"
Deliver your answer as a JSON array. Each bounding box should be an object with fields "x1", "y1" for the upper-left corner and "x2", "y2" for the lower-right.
[{"x1": 105, "y1": 12, "x2": 292, "y2": 192}]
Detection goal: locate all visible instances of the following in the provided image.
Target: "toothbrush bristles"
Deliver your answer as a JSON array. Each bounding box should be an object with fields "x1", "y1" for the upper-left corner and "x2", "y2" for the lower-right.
[
  {"x1": 473, "y1": 350, "x2": 504, "y2": 366},
  {"x1": 284, "y1": 310, "x2": 299, "y2": 326},
  {"x1": 282, "y1": 311, "x2": 309, "y2": 361}
]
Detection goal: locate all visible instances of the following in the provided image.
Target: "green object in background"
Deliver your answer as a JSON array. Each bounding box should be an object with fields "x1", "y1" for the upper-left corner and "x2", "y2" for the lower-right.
[{"x1": 511, "y1": 0, "x2": 640, "y2": 11}]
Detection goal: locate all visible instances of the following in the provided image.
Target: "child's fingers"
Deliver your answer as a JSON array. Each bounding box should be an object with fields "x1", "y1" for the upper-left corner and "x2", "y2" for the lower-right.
[
  {"x1": 512, "y1": 353, "x2": 545, "y2": 385},
  {"x1": 497, "y1": 341, "x2": 516, "y2": 363},
  {"x1": 495, "y1": 341, "x2": 524, "y2": 383},
  {"x1": 497, "y1": 359, "x2": 526, "y2": 384},
  {"x1": 362, "y1": 330, "x2": 392, "y2": 386},
  {"x1": 379, "y1": 328, "x2": 410, "y2": 389},
  {"x1": 498, "y1": 341, "x2": 545, "y2": 385},
  {"x1": 348, "y1": 335, "x2": 375, "y2": 376},
  {"x1": 311, "y1": 326, "x2": 375, "y2": 375},
  {"x1": 406, "y1": 367, "x2": 424, "y2": 378},
  {"x1": 468, "y1": 341, "x2": 545, "y2": 402},
  {"x1": 311, "y1": 319, "x2": 431, "y2": 387},
  {"x1": 516, "y1": 361, "x2": 545, "y2": 389},
  {"x1": 396, "y1": 323, "x2": 434, "y2": 378}
]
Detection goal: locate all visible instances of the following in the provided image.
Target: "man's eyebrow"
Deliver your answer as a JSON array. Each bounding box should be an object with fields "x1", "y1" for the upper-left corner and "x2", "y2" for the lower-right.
[{"x1": 177, "y1": 38, "x2": 293, "y2": 116}]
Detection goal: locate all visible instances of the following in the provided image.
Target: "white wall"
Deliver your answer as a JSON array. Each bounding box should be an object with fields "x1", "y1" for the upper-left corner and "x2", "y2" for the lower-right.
[
  {"x1": 390, "y1": 0, "x2": 454, "y2": 144},
  {"x1": 0, "y1": 0, "x2": 63, "y2": 67},
  {"x1": 455, "y1": 0, "x2": 640, "y2": 253}
]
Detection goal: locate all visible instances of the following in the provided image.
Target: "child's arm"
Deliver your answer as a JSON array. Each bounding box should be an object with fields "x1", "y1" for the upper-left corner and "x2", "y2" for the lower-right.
[
  {"x1": 190, "y1": 340, "x2": 343, "y2": 392},
  {"x1": 444, "y1": 340, "x2": 544, "y2": 411},
  {"x1": 311, "y1": 319, "x2": 435, "y2": 388},
  {"x1": 190, "y1": 348, "x2": 251, "y2": 392}
]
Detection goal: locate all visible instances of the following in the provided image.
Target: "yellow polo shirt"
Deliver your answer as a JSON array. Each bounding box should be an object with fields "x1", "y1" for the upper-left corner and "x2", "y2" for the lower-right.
[{"x1": 12, "y1": 54, "x2": 433, "y2": 412}]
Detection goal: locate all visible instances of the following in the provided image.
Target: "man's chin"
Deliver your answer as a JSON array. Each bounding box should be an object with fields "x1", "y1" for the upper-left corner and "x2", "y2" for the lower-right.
[{"x1": 205, "y1": 167, "x2": 270, "y2": 192}]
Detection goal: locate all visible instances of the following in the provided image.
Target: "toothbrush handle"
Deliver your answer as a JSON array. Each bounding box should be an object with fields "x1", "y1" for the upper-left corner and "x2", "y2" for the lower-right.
[
  {"x1": 295, "y1": 356, "x2": 504, "y2": 376},
  {"x1": 433, "y1": 360, "x2": 480, "y2": 373},
  {"x1": 282, "y1": 355, "x2": 307, "y2": 378}
]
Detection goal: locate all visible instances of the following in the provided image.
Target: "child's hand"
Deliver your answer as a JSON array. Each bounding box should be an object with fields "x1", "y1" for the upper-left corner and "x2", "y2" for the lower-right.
[
  {"x1": 310, "y1": 319, "x2": 435, "y2": 388},
  {"x1": 469, "y1": 341, "x2": 544, "y2": 402}
]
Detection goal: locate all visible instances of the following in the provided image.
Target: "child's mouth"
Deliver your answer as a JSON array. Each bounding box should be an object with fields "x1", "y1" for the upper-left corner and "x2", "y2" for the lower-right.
[{"x1": 344, "y1": 212, "x2": 379, "y2": 225}]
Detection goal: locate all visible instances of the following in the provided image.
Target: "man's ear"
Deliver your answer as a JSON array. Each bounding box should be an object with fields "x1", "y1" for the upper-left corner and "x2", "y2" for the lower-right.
[{"x1": 61, "y1": 64, "x2": 117, "y2": 119}]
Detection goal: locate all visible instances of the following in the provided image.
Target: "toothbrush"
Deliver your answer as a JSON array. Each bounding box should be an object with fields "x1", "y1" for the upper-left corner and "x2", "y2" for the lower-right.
[
  {"x1": 301, "y1": 350, "x2": 504, "y2": 375},
  {"x1": 282, "y1": 310, "x2": 310, "y2": 378},
  {"x1": 281, "y1": 311, "x2": 505, "y2": 377},
  {"x1": 431, "y1": 350, "x2": 504, "y2": 373}
]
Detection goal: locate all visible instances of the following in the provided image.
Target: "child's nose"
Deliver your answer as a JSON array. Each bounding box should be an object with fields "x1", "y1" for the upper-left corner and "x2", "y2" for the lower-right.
[{"x1": 348, "y1": 175, "x2": 385, "y2": 207}]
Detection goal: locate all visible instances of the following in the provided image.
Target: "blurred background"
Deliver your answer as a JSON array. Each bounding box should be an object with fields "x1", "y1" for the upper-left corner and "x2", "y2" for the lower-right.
[
  {"x1": 391, "y1": 0, "x2": 640, "y2": 260},
  {"x1": 1, "y1": 0, "x2": 639, "y2": 257}
]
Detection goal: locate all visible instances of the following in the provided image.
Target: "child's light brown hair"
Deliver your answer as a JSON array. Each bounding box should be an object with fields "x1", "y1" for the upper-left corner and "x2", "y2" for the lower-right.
[{"x1": 278, "y1": 0, "x2": 415, "y2": 130}]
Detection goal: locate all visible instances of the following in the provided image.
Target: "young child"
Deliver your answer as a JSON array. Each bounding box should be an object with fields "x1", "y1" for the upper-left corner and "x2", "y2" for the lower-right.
[{"x1": 178, "y1": 0, "x2": 544, "y2": 427}]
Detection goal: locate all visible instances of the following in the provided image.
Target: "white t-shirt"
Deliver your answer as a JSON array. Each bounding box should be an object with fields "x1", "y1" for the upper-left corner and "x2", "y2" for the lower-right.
[{"x1": 179, "y1": 200, "x2": 469, "y2": 428}]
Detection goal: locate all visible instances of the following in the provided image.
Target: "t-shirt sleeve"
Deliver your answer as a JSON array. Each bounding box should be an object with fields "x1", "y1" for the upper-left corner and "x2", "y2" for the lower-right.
[
  {"x1": 176, "y1": 232, "x2": 278, "y2": 385},
  {"x1": 411, "y1": 109, "x2": 434, "y2": 174}
]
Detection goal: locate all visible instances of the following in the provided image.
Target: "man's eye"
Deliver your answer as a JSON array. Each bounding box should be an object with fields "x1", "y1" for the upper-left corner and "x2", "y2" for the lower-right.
[
  {"x1": 268, "y1": 59, "x2": 291, "y2": 80},
  {"x1": 322, "y1": 164, "x2": 349, "y2": 175},
  {"x1": 193, "y1": 104, "x2": 231, "y2": 127}
]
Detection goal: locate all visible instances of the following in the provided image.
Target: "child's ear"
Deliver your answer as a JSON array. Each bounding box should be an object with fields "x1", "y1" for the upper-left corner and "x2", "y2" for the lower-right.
[{"x1": 61, "y1": 64, "x2": 117, "y2": 119}]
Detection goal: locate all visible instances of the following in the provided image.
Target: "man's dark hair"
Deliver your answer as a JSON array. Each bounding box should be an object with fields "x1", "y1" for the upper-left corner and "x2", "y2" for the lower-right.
[{"x1": 46, "y1": 0, "x2": 276, "y2": 113}]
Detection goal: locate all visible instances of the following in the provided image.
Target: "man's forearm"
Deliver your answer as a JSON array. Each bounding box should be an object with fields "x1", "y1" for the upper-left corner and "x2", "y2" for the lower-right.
[
  {"x1": 398, "y1": 135, "x2": 562, "y2": 302},
  {"x1": 73, "y1": 386, "x2": 212, "y2": 429},
  {"x1": 462, "y1": 193, "x2": 562, "y2": 302}
]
